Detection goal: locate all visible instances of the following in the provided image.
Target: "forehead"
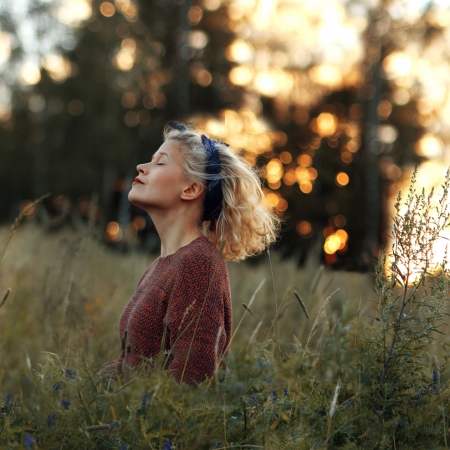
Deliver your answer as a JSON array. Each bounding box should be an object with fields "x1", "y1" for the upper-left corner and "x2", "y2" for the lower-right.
[{"x1": 153, "y1": 140, "x2": 181, "y2": 160}]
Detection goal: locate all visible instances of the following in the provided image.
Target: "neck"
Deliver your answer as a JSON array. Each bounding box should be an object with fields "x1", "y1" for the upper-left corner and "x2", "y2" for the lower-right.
[{"x1": 143, "y1": 206, "x2": 204, "y2": 258}]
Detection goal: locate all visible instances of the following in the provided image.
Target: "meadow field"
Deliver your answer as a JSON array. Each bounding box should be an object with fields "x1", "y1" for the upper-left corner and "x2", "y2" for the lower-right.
[{"x1": 1, "y1": 177, "x2": 450, "y2": 449}]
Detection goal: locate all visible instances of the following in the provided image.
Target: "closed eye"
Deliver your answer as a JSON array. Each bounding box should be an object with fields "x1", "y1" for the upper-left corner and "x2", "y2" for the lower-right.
[{"x1": 156, "y1": 163, "x2": 164, "y2": 165}]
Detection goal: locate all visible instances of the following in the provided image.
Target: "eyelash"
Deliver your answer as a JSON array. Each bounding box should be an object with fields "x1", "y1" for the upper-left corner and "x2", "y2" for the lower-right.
[{"x1": 156, "y1": 163, "x2": 164, "y2": 165}]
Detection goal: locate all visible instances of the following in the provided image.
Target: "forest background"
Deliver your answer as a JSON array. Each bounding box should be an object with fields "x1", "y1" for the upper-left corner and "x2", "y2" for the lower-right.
[{"x1": 1, "y1": 0, "x2": 450, "y2": 268}]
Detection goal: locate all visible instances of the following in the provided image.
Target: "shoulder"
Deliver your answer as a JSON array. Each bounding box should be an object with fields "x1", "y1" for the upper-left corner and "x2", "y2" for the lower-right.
[{"x1": 180, "y1": 236, "x2": 222, "y2": 267}]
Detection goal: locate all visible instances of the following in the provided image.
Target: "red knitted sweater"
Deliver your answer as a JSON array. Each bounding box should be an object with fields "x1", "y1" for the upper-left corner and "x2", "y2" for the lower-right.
[{"x1": 95, "y1": 236, "x2": 233, "y2": 385}]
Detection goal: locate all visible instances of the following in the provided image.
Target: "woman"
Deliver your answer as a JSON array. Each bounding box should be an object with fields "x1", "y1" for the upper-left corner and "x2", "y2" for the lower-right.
[{"x1": 94, "y1": 121, "x2": 281, "y2": 385}]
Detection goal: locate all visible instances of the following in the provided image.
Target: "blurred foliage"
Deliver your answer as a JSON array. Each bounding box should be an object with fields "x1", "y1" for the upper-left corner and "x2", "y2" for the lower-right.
[{"x1": 2, "y1": 1, "x2": 450, "y2": 268}]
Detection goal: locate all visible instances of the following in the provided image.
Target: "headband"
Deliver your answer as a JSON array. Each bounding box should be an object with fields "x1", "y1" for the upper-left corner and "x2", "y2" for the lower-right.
[{"x1": 168, "y1": 121, "x2": 224, "y2": 221}]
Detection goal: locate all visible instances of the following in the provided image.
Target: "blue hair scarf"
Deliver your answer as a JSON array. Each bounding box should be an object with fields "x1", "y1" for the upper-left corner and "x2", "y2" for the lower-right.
[{"x1": 168, "y1": 122, "x2": 224, "y2": 221}]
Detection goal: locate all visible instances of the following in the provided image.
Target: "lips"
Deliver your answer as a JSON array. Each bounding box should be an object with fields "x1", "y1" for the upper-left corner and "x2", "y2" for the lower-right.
[{"x1": 133, "y1": 177, "x2": 144, "y2": 184}]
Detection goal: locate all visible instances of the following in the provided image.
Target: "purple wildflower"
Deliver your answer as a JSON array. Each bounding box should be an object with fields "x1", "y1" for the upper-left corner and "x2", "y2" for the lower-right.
[
  {"x1": 61, "y1": 398, "x2": 71, "y2": 410},
  {"x1": 163, "y1": 438, "x2": 174, "y2": 450},
  {"x1": 4, "y1": 394, "x2": 11, "y2": 405},
  {"x1": 251, "y1": 395, "x2": 257, "y2": 406},
  {"x1": 141, "y1": 393, "x2": 149, "y2": 408},
  {"x1": 283, "y1": 386, "x2": 288, "y2": 396},
  {"x1": 292, "y1": 432, "x2": 297, "y2": 444},
  {"x1": 415, "y1": 392, "x2": 424, "y2": 404},
  {"x1": 215, "y1": 443, "x2": 221, "y2": 448},
  {"x1": 344, "y1": 399, "x2": 354, "y2": 408},
  {"x1": 23, "y1": 433, "x2": 34, "y2": 449},
  {"x1": 109, "y1": 420, "x2": 115, "y2": 430},
  {"x1": 46, "y1": 412, "x2": 57, "y2": 428},
  {"x1": 121, "y1": 445, "x2": 127, "y2": 450},
  {"x1": 64, "y1": 368, "x2": 77, "y2": 380},
  {"x1": 432, "y1": 370, "x2": 439, "y2": 384},
  {"x1": 271, "y1": 389, "x2": 278, "y2": 404},
  {"x1": 431, "y1": 383, "x2": 440, "y2": 395}
]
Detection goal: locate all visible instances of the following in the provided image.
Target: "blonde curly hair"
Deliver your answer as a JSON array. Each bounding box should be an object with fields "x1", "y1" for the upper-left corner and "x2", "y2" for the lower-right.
[{"x1": 163, "y1": 121, "x2": 283, "y2": 262}]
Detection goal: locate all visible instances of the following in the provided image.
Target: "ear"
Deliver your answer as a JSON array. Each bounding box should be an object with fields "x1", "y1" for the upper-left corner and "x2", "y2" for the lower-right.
[{"x1": 180, "y1": 180, "x2": 204, "y2": 202}]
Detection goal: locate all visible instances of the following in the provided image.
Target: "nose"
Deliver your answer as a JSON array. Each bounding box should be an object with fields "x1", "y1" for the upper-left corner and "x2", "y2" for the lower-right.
[{"x1": 136, "y1": 163, "x2": 147, "y2": 174}]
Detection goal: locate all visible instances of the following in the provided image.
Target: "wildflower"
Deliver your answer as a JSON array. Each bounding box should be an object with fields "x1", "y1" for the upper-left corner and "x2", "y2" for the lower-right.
[
  {"x1": 344, "y1": 399, "x2": 354, "y2": 408},
  {"x1": 163, "y1": 438, "x2": 174, "y2": 450},
  {"x1": 61, "y1": 398, "x2": 71, "y2": 410},
  {"x1": 141, "y1": 393, "x2": 149, "y2": 408},
  {"x1": 64, "y1": 368, "x2": 77, "y2": 380},
  {"x1": 23, "y1": 433, "x2": 34, "y2": 449},
  {"x1": 51, "y1": 381, "x2": 65, "y2": 391},
  {"x1": 109, "y1": 420, "x2": 115, "y2": 430},
  {"x1": 251, "y1": 395, "x2": 257, "y2": 406},
  {"x1": 215, "y1": 443, "x2": 221, "y2": 448},
  {"x1": 257, "y1": 359, "x2": 264, "y2": 370},
  {"x1": 4, "y1": 394, "x2": 11, "y2": 405},
  {"x1": 292, "y1": 432, "x2": 297, "y2": 444},
  {"x1": 46, "y1": 412, "x2": 57, "y2": 428},
  {"x1": 283, "y1": 386, "x2": 288, "y2": 396},
  {"x1": 271, "y1": 389, "x2": 278, "y2": 404},
  {"x1": 121, "y1": 445, "x2": 127, "y2": 450},
  {"x1": 415, "y1": 392, "x2": 424, "y2": 404},
  {"x1": 432, "y1": 370, "x2": 439, "y2": 384},
  {"x1": 431, "y1": 383, "x2": 440, "y2": 395}
]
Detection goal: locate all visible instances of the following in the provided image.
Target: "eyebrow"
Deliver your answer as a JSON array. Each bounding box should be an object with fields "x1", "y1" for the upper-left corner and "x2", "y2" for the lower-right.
[{"x1": 151, "y1": 152, "x2": 169, "y2": 160}]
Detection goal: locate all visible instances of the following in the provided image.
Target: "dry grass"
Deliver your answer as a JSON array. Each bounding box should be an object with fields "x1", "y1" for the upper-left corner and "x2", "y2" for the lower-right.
[{"x1": 0, "y1": 220, "x2": 374, "y2": 394}]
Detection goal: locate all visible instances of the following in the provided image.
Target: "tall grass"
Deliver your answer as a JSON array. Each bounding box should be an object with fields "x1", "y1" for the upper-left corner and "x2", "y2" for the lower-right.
[{"x1": 1, "y1": 170, "x2": 449, "y2": 448}]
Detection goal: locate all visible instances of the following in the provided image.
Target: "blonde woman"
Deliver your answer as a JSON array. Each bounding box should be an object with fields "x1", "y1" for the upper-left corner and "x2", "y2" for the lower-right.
[{"x1": 95, "y1": 121, "x2": 281, "y2": 385}]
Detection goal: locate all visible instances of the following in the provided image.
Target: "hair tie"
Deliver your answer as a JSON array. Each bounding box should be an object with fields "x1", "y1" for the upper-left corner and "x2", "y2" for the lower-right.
[{"x1": 201, "y1": 135, "x2": 223, "y2": 221}]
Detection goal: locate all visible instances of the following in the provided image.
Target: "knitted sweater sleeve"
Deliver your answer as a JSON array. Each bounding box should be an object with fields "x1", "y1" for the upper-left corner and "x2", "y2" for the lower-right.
[{"x1": 165, "y1": 250, "x2": 229, "y2": 385}]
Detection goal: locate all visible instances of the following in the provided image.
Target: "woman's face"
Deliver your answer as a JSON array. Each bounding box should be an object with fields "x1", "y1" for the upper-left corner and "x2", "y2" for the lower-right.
[{"x1": 128, "y1": 139, "x2": 199, "y2": 214}]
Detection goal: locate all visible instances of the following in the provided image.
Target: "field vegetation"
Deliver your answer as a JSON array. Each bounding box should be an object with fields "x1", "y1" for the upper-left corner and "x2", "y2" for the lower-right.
[{"x1": 1, "y1": 170, "x2": 450, "y2": 449}]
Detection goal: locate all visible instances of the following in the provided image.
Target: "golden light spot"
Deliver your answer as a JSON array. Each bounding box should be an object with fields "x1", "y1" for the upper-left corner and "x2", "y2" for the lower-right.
[
  {"x1": 299, "y1": 181, "x2": 312, "y2": 193},
  {"x1": 188, "y1": 5, "x2": 203, "y2": 24},
  {"x1": 125, "y1": 111, "x2": 139, "y2": 127},
  {"x1": 297, "y1": 154, "x2": 312, "y2": 167},
  {"x1": 42, "y1": 54, "x2": 72, "y2": 82},
  {"x1": 266, "y1": 158, "x2": 283, "y2": 183},
  {"x1": 121, "y1": 91, "x2": 137, "y2": 109},
  {"x1": 336, "y1": 229, "x2": 348, "y2": 242},
  {"x1": 297, "y1": 220, "x2": 311, "y2": 236},
  {"x1": 100, "y1": 2, "x2": 115, "y2": 17},
  {"x1": 196, "y1": 69, "x2": 212, "y2": 86},
  {"x1": 279, "y1": 151, "x2": 292, "y2": 164},
  {"x1": 295, "y1": 166, "x2": 309, "y2": 183},
  {"x1": 336, "y1": 172, "x2": 349, "y2": 186},
  {"x1": 265, "y1": 192, "x2": 279, "y2": 207},
  {"x1": 383, "y1": 52, "x2": 412, "y2": 78},
  {"x1": 341, "y1": 151, "x2": 352, "y2": 164},
  {"x1": 283, "y1": 169, "x2": 296, "y2": 185},
  {"x1": 133, "y1": 216, "x2": 146, "y2": 231},
  {"x1": 229, "y1": 65, "x2": 253, "y2": 86},
  {"x1": 106, "y1": 221, "x2": 123, "y2": 242},
  {"x1": 324, "y1": 234, "x2": 341, "y2": 254},
  {"x1": 254, "y1": 71, "x2": 278, "y2": 97},
  {"x1": 315, "y1": 113, "x2": 338, "y2": 137},
  {"x1": 0, "y1": 32, "x2": 11, "y2": 64},
  {"x1": 20, "y1": 62, "x2": 41, "y2": 85},
  {"x1": 189, "y1": 31, "x2": 208, "y2": 49},
  {"x1": 377, "y1": 100, "x2": 392, "y2": 119},
  {"x1": 277, "y1": 198, "x2": 288, "y2": 211},
  {"x1": 226, "y1": 39, "x2": 253, "y2": 63},
  {"x1": 308, "y1": 167, "x2": 318, "y2": 180},
  {"x1": 107, "y1": 221, "x2": 119, "y2": 235},
  {"x1": 268, "y1": 180, "x2": 281, "y2": 189},
  {"x1": 310, "y1": 64, "x2": 343, "y2": 89},
  {"x1": 415, "y1": 133, "x2": 443, "y2": 158}
]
